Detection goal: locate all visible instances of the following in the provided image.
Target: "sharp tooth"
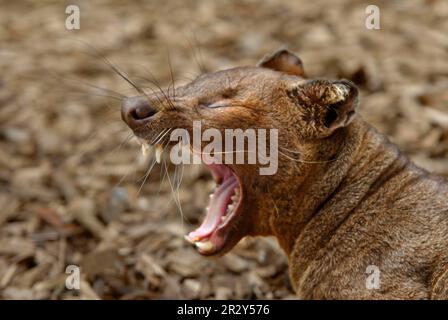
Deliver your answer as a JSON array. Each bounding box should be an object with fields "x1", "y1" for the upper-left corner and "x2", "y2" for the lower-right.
[
  {"x1": 221, "y1": 216, "x2": 226, "y2": 222},
  {"x1": 141, "y1": 143, "x2": 151, "y2": 157},
  {"x1": 227, "y1": 204, "x2": 234, "y2": 212},
  {"x1": 231, "y1": 195, "x2": 238, "y2": 201},
  {"x1": 155, "y1": 144, "x2": 163, "y2": 163},
  {"x1": 235, "y1": 187, "x2": 240, "y2": 195},
  {"x1": 195, "y1": 241, "x2": 214, "y2": 252},
  {"x1": 184, "y1": 235, "x2": 196, "y2": 244}
]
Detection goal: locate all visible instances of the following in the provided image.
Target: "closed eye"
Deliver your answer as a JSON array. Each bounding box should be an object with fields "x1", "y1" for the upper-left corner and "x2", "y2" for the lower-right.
[{"x1": 201, "y1": 101, "x2": 228, "y2": 109}]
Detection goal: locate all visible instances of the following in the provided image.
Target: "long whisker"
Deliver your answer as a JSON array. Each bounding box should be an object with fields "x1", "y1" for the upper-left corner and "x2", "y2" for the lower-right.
[
  {"x1": 154, "y1": 128, "x2": 172, "y2": 146},
  {"x1": 25, "y1": 70, "x2": 128, "y2": 101},
  {"x1": 134, "y1": 76, "x2": 172, "y2": 109},
  {"x1": 164, "y1": 154, "x2": 190, "y2": 230},
  {"x1": 278, "y1": 145, "x2": 303, "y2": 155},
  {"x1": 113, "y1": 168, "x2": 133, "y2": 189},
  {"x1": 184, "y1": 33, "x2": 206, "y2": 75},
  {"x1": 61, "y1": 91, "x2": 124, "y2": 102},
  {"x1": 135, "y1": 128, "x2": 172, "y2": 185},
  {"x1": 113, "y1": 132, "x2": 136, "y2": 155},
  {"x1": 278, "y1": 148, "x2": 337, "y2": 164},
  {"x1": 64, "y1": 126, "x2": 131, "y2": 166},
  {"x1": 136, "y1": 157, "x2": 158, "y2": 197},
  {"x1": 175, "y1": 163, "x2": 189, "y2": 226},
  {"x1": 66, "y1": 78, "x2": 127, "y2": 99},
  {"x1": 166, "y1": 49, "x2": 176, "y2": 102},
  {"x1": 190, "y1": 148, "x2": 252, "y2": 156},
  {"x1": 192, "y1": 33, "x2": 207, "y2": 74},
  {"x1": 157, "y1": 140, "x2": 172, "y2": 194},
  {"x1": 90, "y1": 53, "x2": 144, "y2": 95},
  {"x1": 150, "y1": 128, "x2": 169, "y2": 145},
  {"x1": 135, "y1": 73, "x2": 177, "y2": 111},
  {"x1": 68, "y1": 38, "x2": 146, "y2": 96}
]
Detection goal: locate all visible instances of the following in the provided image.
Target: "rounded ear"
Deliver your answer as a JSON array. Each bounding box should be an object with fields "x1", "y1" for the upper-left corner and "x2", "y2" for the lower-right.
[
  {"x1": 257, "y1": 49, "x2": 306, "y2": 77},
  {"x1": 288, "y1": 79, "x2": 359, "y2": 136}
]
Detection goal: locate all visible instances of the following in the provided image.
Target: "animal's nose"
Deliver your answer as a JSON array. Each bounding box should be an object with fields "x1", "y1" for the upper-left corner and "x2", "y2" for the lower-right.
[{"x1": 121, "y1": 96, "x2": 157, "y2": 128}]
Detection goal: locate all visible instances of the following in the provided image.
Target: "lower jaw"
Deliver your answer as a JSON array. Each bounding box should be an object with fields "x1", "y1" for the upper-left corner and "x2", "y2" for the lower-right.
[
  {"x1": 195, "y1": 224, "x2": 246, "y2": 257},
  {"x1": 186, "y1": 223, "x2": 236, "y2": 256},
  {"x1": 185, "y1": 164, "x2": 244, "y2": 255},
  {"x1": 195, "y1": 231, "x2": 228, "y2": 256},
  {"x1": 186, "y1": 204, "x2": 242, "y2": 256}
]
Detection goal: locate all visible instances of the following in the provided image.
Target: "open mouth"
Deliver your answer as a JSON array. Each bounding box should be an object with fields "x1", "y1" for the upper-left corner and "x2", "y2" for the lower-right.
[
  {"x1": 137, "y1": 139, "x2": 244, "y2": 255},
  {"x1": 184, "y1": 163, "x2": 243, "y2": 255}
]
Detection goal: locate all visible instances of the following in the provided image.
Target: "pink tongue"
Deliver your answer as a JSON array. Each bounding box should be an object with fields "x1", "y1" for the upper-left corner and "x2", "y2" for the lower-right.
[{"x1": 188, "y1": 176, "x2": 237, "y2": 240}]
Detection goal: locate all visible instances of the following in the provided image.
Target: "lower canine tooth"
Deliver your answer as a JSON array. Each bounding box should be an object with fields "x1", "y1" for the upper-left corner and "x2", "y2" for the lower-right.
[
  {"x1": 195, "y1": 241, "x2": 214, "y2": 252},
  {"x1": 155, "y1": 144, "x2": 163, "y2": 163}
]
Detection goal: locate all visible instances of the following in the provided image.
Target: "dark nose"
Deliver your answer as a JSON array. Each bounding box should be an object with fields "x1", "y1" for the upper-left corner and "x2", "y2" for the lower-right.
[{"x1": 121, "y1": 96, "x2": 157, "y2": 128}]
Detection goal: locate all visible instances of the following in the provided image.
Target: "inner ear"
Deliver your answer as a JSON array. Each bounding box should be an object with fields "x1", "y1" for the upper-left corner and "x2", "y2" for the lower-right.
[
  {"x1": 321, "y1": 80, "x2": 358, "y2": 133},
  {"x1": 291, "y1": 79, "x2": 359, "y2": 136},
  {"x1": 257, "y1": 49, "x2": 306, "y2": 77}
]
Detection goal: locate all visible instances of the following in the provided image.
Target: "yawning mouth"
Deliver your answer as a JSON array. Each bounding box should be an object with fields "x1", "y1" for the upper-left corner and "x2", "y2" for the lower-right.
[
  {"x1": 185, "y1": 163, "x2": 243, "y2": 255},
  {"x1": 136, "y1": 138, "x2": 245, "y2": 256}
]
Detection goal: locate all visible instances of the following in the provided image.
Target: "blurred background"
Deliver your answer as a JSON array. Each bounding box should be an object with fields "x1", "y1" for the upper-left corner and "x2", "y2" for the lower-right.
[{"x1": 0, "y1": 0, "x2": 447, "y2": 299}]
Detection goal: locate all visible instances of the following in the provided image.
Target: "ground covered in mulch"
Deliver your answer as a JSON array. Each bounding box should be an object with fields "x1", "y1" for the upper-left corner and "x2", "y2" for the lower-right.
[{"x1": 0, "y1": 0, "x2": 447, "y2": 299}]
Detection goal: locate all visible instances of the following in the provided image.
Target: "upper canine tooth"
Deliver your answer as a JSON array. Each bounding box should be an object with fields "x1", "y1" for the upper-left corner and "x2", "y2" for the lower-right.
[
  {"x1": 141, "y1": 143, "x2": 151, "y2": 157},
  {"x1": 155, "y1": 144, "x2": 163, "y2": 163}
]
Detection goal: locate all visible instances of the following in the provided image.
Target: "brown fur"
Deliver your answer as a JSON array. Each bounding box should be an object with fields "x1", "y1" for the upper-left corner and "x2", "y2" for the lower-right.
[{"x1": 122, "y1": 50, "x2": 448, "y2": 299}]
